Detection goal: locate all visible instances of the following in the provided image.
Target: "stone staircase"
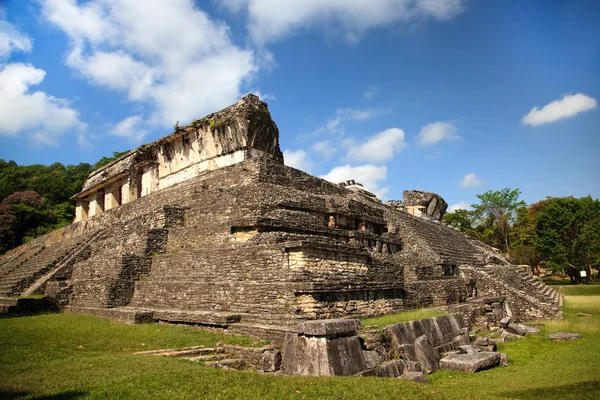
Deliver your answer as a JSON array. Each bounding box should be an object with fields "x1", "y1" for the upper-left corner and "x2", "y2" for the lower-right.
[
  {"x1": 0, "y1": 231, "x2": 103, "y2": 314},
  {"x1": 393, "y1": 211, "x2": 488, "y2": 266},
  {"x1": 134, "y1": 344, "x2": 282, "y2": 372},
  {"x1": 461, "y1": 265, "x2": 562, "y2": 320}
]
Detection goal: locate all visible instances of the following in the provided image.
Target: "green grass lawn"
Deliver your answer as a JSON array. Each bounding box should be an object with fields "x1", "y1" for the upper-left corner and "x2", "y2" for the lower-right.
[{"x1": 2, "y1": 291, "x2": 600, "y2": 399}]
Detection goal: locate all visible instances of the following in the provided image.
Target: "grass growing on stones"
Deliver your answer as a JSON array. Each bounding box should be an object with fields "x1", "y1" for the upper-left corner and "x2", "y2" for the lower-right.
[
  {"x1": 2, "y1": 295, "x2": 600, "y2": 399},
  {"x1": 361, "y1": 308, "x2": 448, "y2": 329}
]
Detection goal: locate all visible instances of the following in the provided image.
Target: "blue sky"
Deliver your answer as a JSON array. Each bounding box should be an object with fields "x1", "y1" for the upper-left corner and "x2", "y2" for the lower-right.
[{"x1": 0, "y1": 0, "x2": 598, "y2": 211}]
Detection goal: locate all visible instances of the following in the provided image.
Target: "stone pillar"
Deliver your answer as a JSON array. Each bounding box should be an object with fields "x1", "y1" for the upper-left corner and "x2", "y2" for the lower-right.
[
  {"x1": 74, "y1": 199, "x2": 88, "y2": 222},
  {"x1": 88, "y1": 192, "x2": 104, "y2": 217},
  {"x1": 282, "y1": 319, "x2": 366, "y2": 376},
  {"x1": 104, "y1": 185, "x2": 121, "y2": 211}
]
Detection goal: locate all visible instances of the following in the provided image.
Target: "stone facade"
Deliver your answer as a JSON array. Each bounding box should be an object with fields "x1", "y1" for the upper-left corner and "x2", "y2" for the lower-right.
[{"x1": 0, "y1": 96, "x2": 561, "y2": 340}]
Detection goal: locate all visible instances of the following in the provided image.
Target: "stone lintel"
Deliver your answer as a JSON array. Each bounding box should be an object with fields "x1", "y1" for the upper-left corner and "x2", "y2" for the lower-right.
[{"x1": 298, "y1": 318, "x2": 362, "y2": 337}]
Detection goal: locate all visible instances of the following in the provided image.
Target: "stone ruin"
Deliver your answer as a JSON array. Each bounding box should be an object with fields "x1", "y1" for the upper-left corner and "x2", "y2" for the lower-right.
[{"x1": 0, "y1": 95, "x2": 562, "y2": 376}]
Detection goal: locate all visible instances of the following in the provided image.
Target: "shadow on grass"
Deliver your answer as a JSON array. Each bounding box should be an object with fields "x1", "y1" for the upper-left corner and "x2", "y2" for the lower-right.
[
  {"x1": 0, "y1": 390, "x2": 87, "y2": 399},
  {"x1": 499, "y1": 380, "x2": 600, "y2": 399}
]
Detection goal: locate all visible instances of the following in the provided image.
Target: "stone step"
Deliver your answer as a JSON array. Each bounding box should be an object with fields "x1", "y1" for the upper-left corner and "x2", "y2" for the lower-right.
[
  {"x1": 184, "y1": 354, "x2": 230, "y2": 362},
  {"x1": 151, "y1": 309, "x2": 244, "y2": 326},
  {"x1": 134, "y1": 346, "x2": 220, "y2": 357}
]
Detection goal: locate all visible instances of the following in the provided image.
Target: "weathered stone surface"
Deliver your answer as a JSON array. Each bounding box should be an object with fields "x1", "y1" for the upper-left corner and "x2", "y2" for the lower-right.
[
  {"x1": 357, "y1": 360, "x2": 406, "y2": 378},
  {"x1": 402, "y1": 190, "x2": 448, "y2": 221},
  {"x1": 499, "y1": 317, "x2": 511, "y2": 328},
  {"x1": 458, "y1": 345, "x2": 481, "y2": 354},
  {"x1": 499, "y1": 353, "x2": 509, "y2": 367},
  {"x1": 506, "y1": 322, "x2": 527, "y2": 336},
  {"x1": 440, "y1": 352, "x2": 501, "y2": 373},
  {"x1": 282, "y1": 333, "x2": 366, "y2": 376},
  {"x1": 298, "y1": 319, "x2": 362, "y2": 337},
  {"x1": 501, "y1": 330, "x2": 524, "y2": 342},
  {"x1": 549, "y1": 332, "x2": 581, "y2": 341},
  {"x1": 404, "y1": 360, "x2": 422, "y2": 372},
  {"x1": 414, "y1": 335, "x2": 440, "y2": 374},
  {"x1": 519, "y1": 324, "x2": 540, "y2": 335},
  {"x1": 362, "y1": 350, "x2": 385, "y2": 369},
  {"x1": 474, "y1": 336, "x2": 489, "y2": 346},
  {"x1": 399, "y1": 371, "x2": 429, "y2": 383}
]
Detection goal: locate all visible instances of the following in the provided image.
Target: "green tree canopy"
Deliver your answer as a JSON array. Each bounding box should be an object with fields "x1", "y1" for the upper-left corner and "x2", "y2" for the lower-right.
[
  {"x1": 471, "y1": 188, "x2": 526, "y2": 254},
  {"x1": 535, "y1": 196, "x2": 600, "y2": 272}
]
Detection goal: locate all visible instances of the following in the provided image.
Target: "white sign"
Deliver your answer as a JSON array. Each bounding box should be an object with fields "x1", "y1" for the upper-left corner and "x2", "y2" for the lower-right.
[{"x1": 580, "y1": 271, "x2": 587, "y2": 277}]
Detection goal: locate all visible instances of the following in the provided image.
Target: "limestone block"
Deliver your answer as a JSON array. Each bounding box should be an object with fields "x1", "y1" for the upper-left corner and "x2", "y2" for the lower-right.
[
  {"x1": 399, "y1": 371, "x2": 429, "y2": 383},
  {"x1": 357, "y1": 360, "x2": 406, "y2": 378},
  {"x1": 549, "y1": 332, "x2": 581, "y2": 341},
  {"x1": 457, "y1": 345, "x2": 481, "y2": 354},
  {"x1": 506, "y1": 322, "x2": 527, "y2": 336},
  {"x1": 440, "y1": 352, "x2": 501, "y2": 373},
  {"x1": 282, "y1": 333, "x2": 366, "y2": 376},
  {"x1": 414, "y1": 335, "x2": 440, "y2": 374},
  {"x1": 499, "y1": 317, "x2": 511, "y2": 328},
  {"x1": 362, "y1": 350, "x2": 384, "y2": 369},
  {"x1": 298, "y1": 318, "x2": 362, "y2": 336},
  {"x1": 501, "y1": 330, "x2": 523, "y2": 342}
]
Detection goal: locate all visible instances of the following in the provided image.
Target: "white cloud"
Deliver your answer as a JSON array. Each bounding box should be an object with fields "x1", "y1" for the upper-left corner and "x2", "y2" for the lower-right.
[
  {"x1": 111, "y1": 115, "x2": 148, "y2": 143},
  {"x1": 522, "y1": 93, "x2": 597, "y2": 126},
  {"x1": 311, "y1": 140, "x2": 333, "y2": 160},
  {"x1": 311, "y1": 107, "x2": 381, "y2": 136},
  {"x1": 41, "y1": 0, "x2": 257, "y2": 128},
  {"x1": 0, "y1": 63, "x2": 85, "y2": 145},
  {"x1": 459, "y1": 173, "x2": 482, "y2": 189},
  {"x1": 283, "y1": 149, "x2": 313, "y2": 173},
  {"x1": 364, "y1": 84, "x2": 378, "y2": 99},
  {"x1": 222, "y1": 0, "x2": 466, "y2": 44},
  {"x1": 0, "y1": 20, "x2": 33, "y2": 58},
  {"x1": 416, "y1": 121, "x2": 460, "y2": 146},
  {"x1": 346, "y1": 128, "x2": 406, "y2": 164},
  {"x1": 320, "y1": 164, "x2": 389, "y2": 198},
  {"x1": 448, "y1": 201, "x2": 471, "y2": 212}
]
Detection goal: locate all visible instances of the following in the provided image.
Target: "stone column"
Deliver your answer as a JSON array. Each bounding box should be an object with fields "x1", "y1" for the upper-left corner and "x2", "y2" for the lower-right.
[
  {"x1": 88, "y1": 192, "x2": 103, "y2": 217},
  {"x1": 104, "y1": 185, "x2": 120, "y2": 211},
  {"x1": 74, "y1": 199, "x2": 88, "y2": 222},
  {"x1": 282, "y1": 319, "x2": 366, "y2": 376}
]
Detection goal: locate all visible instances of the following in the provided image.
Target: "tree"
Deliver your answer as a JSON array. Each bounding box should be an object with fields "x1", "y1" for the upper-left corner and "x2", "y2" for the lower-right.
[
  {"x1": 471, "y1": 188, "x2": 526, "y2": 255},
  {"x1": 535, "y1": 196, "x2": 600, "y2": 272},
  {"x1": 94, "y1": 151, "x2": 130, "y2": 170},
  {"x1": 0, "y1": 191, "x2": 56, "y2": 253}
]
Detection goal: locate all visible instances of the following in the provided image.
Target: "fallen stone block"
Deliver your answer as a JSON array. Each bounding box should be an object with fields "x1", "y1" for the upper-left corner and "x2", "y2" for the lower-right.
[
  {"x1": 477, "y1": 344, "x2": 497, "y2": 352},
  {"x1": 357, "y1": 360, "x2": 406, "y2": 378},
  {"x1": 474, "y1": 336, "x2": 489, "y2": 346},
  {"x1": 404, "y1": 360, "x2": 421, "y2": 372},
  {"x1": 549, "y1": 332, "x2": 581, "y2": 341},
  {"x1": 499, "y1": 317, "x2": 511, "y2": 328},
  {"x1": 499, "y1": 353, "x2": 508, "y2": 367},
  {"x1": 397, "y1": 343, "x2": 417, "y2": 362},
  {"x1": 440, "y1": 352, "x2": 501, "y2": 373},
  {"x1": 457, "y1": 345, "x2": 481, "y2": 354},
  {"x1": 506, "y1": 322, "x2": 527, "y2": 336},
  {"x1": 298, "y1": 319, "x2": 362, "y2": 336},
  {"x1": 414, "y1": 335, "x2": 440, "y2": 374},
  {"x1": 399, "y1": 371, "x2": 428, "y2": 383},
  {"x1": 282, "y1": 320, "x2": 367, "y2": 376},
  {"x1": 578, "y1": 313, "x2": 592, "y2": 317},
  {"x1": 362, "y1": 350, "x2": 384, "y2": 369},
  {"x1": 501, "y1": 330, "x2": 523, "y2": 342}
]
